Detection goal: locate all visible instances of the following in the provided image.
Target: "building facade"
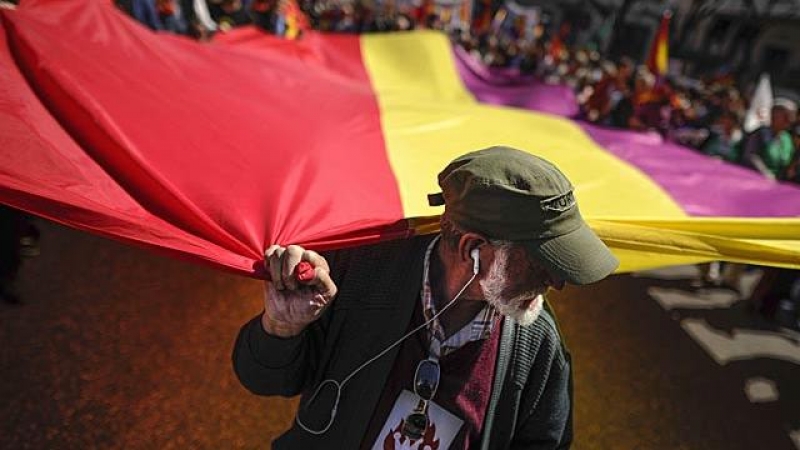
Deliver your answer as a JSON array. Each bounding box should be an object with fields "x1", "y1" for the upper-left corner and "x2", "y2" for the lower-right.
[
  {"x1": 672, "y1": 0, "x2": 800, "y2": 91},
  {"x1": 521, "y1": 0, "x2": 800, "y2": 91}
]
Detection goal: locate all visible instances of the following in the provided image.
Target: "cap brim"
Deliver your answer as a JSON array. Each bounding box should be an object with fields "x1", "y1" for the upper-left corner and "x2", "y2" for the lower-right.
[{"x1": 524, "y1": 223, "x2": 619, "y2": 285}]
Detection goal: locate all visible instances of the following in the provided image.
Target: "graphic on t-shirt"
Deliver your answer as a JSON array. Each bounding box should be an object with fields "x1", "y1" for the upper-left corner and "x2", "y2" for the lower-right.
[
  {"x1": 371, "y1": 390, "x2": 463, "y2": 450},
  {"x1": 382, "y1": 419, "x2": 439, "y2": 449}
]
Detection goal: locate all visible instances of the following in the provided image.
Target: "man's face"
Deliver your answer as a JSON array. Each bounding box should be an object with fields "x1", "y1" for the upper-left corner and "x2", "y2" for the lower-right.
[
  {"x1": 717, "y1": 115, "x2": 735, "y2": 134},
  {"x1": 771, "y1": 107, "x2": 793, "y2": 131},
  {"x1": 479, "y1": 244, "x2": 565, "y2": 326}
]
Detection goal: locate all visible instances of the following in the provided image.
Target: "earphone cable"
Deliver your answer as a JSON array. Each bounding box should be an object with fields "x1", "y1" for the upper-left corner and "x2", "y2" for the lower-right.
[{"x1": 295, "y1": 270, "x2": 478, "y2": 435}]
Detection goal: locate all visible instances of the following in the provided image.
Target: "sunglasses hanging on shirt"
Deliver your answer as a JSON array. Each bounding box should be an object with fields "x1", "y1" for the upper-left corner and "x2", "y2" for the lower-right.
[
  {"x1": 402, "y1": 357, "x2": 441, "y2": 440},
  {"x1": 295, "y1": 269, "x2": 478, "y2": 435}
]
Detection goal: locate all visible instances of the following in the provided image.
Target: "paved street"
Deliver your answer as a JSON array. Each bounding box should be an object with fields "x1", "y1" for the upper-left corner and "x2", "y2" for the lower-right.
[{"x1": 2, "y1": 220, "x2": 799, "y2": 449}]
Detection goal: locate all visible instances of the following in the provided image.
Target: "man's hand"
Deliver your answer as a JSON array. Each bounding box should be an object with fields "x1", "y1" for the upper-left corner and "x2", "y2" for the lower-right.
[{"x1": 261, "y1": 245, "x2": 338, "y2": 338}]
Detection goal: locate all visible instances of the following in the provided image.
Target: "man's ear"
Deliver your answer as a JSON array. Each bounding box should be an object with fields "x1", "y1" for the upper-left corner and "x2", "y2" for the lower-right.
[{"x1": 458, "y1": 233, "x2": 486, "y2": 272}]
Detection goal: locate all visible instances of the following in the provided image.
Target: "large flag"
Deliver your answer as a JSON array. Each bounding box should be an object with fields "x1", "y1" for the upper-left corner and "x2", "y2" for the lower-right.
[
  {"x1": 1, "y1": 0, "x2": 799, "y2": 278},
  {"x1": 646, "y1": 10, "x2": 671, "y2": 77}
]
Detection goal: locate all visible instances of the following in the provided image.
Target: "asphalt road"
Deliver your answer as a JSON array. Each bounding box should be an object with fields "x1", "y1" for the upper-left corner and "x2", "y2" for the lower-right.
[{"x1": 1, "y1": 220, "x2": 798, "y2": 449}]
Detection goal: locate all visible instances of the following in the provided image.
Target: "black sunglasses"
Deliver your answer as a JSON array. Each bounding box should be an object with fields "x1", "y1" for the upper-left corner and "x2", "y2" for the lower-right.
[{"x1": 401, "y1": 358, "x2": 441, "y2": 440}]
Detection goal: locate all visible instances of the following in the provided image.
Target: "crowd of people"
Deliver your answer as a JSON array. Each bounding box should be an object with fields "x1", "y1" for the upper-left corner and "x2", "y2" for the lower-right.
[
  {"x1": 115, "y1": 0, "x2": 294, "y2": 38},
  {"x1": 568, "y1": 51, "x2": 800, "y2": 185},
  {"x1": 532, "y1": 32, "x2": 800, "y2": 331},
  {"x1": 115, "y1": 0, "x2": 459, "y2": 38},
  {"x1": 459, "y1": 19, "x2": 800, "y2": 187}
]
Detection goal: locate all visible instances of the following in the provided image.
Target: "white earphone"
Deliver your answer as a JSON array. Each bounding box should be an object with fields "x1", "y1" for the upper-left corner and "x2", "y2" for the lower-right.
[{"x1": 470, "y1": 248, "x2": 480, "y2": 274}]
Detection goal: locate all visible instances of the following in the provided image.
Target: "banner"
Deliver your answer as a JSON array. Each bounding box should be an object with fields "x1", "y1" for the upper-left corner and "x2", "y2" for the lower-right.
[{"x1": 1, "y1": 1, "x2": 799, "y2": 278}]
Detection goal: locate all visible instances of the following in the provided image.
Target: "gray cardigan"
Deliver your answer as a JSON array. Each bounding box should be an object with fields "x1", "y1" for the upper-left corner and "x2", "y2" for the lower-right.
[{"x1": 233, "y1": 235, "x2": 573, "y2": 449}]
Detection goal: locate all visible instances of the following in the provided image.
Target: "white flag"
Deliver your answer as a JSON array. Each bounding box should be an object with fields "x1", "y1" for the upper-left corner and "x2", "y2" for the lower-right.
[{"x1": 743, "y1": 73, "x2": 773, "y2": 133}]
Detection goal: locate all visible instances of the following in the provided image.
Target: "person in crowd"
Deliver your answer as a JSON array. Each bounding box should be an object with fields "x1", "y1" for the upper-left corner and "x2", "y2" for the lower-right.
[
  {"x1": 180, "y1": 0, "x2": 218, "y2": 40},
  {"x1": 701, "y1": 89, "x2": 728, "y2": 128},
  {"x1": 746, "y1": 123, "x2": 800, "y2": 329},
  {"x1": 582, "y1": 63, "x2": 616, "y2": 123},
  {"x1": 517, "y1": 40, "x2": 545, "y2": 76},
  {"x1": 739, "y1": 99, "x2": 797, "y2": 180},
  {"x1": 208, "y1": 0, "x2": 252, "y2": 31},
  {"x1": 118, "y1": 0, "x2": 164, "y2": 30},
  {"x1": 608, "y1": 87, "x2": 635, "y2": 129},
  {"x1": 0, "y1": 206, "x2": 22, "y2": 304},
  {"x1": 783, "y1": 123, "x2": 800, "y2": 184},
  {"x1": 156, "y1": 0, "x2": 188, "y2": 34},
  {"x1": 747, "y1": 268, "x2": 800, "y2": 330},
  {"x1": 604, "y1": 65, "x2": 637, "y2": 129},
  {"x1": 0, "y1": 206, "x2": 39, "y2": 304},
  {"x1": 700, "y1": 110, "x2": 743, "y2": 162},
  {"x1": 233, "y1": 146, "x2": 619, "y2": 449},
  {"x1": 249, "y1": 0, "x2": 278, "y2": 33},
  {"x1": 117, "y1": 0, "x2": 191, "y2": 34}
]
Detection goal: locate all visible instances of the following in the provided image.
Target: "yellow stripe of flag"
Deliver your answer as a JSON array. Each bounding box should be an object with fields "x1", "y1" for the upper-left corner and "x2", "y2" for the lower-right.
[{"x1": 360, "y1": 31, "x2": 800, "y2": 271}]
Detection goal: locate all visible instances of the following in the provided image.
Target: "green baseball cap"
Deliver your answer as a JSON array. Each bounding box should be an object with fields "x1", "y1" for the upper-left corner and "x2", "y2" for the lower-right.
[{"x1": 428, "y1": 146, "x2": 618, "y2": 285}]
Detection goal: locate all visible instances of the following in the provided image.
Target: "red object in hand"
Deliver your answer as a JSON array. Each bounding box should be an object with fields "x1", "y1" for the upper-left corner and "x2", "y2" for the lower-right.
[{"x1": 295, "y1": 261, "x2": 315, "y2": 282}]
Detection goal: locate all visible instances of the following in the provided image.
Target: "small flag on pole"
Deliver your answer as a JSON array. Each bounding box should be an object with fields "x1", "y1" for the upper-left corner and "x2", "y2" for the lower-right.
[
  {"x1": 278, "y1": 0, "x2": 309, "y2": 39},
  {"x1": 646, "y1": 10, "x2": 671, "y2": 77}
]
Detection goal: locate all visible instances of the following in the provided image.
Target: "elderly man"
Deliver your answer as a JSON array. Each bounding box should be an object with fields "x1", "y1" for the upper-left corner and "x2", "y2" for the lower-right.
[{"x1": 233, "y1": 146, "x2": 618, "y2": 449}]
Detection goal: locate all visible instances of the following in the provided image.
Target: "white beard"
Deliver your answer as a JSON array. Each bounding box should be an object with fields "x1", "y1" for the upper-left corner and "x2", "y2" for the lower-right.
[
  {"x1": 479, "y1": 246, "x2": 544, "y2": 326},
  {"x1": 495, "y1": 293, "x2": 543, "y2": 326}
]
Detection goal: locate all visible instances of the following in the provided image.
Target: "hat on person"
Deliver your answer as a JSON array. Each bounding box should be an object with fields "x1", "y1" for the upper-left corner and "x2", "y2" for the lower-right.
[
  {"x1": 428, "y1": 146, "x2": 619, "y2": 285},
  {"x1": 774, "y1": 97, "x2": 798, "y2": 113},
  {"x1": 773, "y1": 97, "x2": 798, "y2": 117}
]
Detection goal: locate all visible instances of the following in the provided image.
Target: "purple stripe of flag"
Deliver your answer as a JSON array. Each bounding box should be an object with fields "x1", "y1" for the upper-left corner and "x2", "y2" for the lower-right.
[
  {"x1": 453, "y1": 46, "x2": 580, "y2": 118},
  {"x1": 453, "y1": 47, "x2": 800, "y2": 217}
]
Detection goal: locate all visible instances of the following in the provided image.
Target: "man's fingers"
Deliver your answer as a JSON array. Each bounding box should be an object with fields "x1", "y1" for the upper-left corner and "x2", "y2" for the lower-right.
[
  {"x1": 267, "y1": 246, "x2": 286, "y2": 290},
  {"x1": 301, "y1": 250, "x2": 330, "y2": 273},
  {"x1": 302, "y1": 267, "x2": 338, "y2": 300},
  {"x1": 265, "y1": 245, "x2": 335, "y2": 301},
  {"x1": 296, "y1": 250, "x2": 336, "y2": 300},
  {"x1": 265, "y1": 245, "x2": 281, "y2": 277},
  {"x1": 265, "y1": 245, "x2": 283, "y2": 260},
  {"x1": 282, "y1": 245, "x2": 305, "y2": 290}
]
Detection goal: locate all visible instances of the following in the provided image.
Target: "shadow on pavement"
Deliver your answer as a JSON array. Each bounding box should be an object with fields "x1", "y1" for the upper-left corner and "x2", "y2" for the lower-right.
[{"x1": 551, "y1": 271, "x2": 799, "y2": 450}]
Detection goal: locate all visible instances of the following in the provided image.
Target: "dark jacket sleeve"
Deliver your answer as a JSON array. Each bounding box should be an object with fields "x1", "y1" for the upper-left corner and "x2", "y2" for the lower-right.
[
  {"x1": 511, "y1": 318, "x2": 573, "y2": 450},
  {"x1": 231, "y1": 250, "x2": 344, "y2": 397},
  {"x1": 515, "y1": 352, "x2": 572, "y2": 449},
  {"x1": 231, "y1": 312, "x2": 330, "y2": 397}
]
